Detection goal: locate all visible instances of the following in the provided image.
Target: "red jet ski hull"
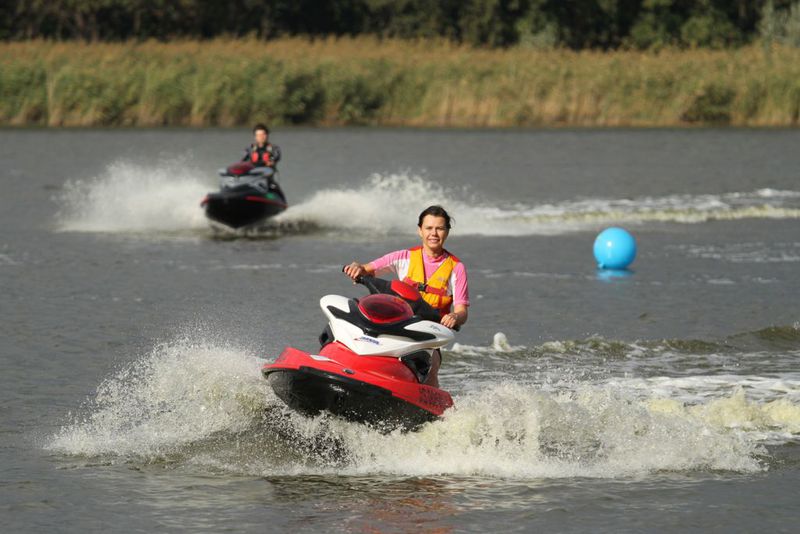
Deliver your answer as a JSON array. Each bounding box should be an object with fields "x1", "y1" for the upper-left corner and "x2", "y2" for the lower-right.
[{"x1": 262, "y1": 342, "x2": 453, "y2": 431}]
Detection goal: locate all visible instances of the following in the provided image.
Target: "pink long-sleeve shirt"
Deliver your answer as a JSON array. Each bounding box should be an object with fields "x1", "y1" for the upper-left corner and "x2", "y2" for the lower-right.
[{"x1": 368, "y1": 249, "x2": 469, "y2": 307}]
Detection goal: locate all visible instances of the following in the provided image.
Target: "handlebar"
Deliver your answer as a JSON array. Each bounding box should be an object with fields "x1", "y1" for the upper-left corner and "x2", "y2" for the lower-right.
[
  {"x1": 342, "y1": 266, "x2": 459, "y2": 329},
  {"x1": 342, "y1": 265, "x2": 392, "y2": 294}
]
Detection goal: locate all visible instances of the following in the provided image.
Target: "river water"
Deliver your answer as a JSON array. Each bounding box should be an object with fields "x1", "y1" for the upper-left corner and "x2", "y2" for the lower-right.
[{"x1": 2, "y1": 128, "x2": 799, "y2": 532}]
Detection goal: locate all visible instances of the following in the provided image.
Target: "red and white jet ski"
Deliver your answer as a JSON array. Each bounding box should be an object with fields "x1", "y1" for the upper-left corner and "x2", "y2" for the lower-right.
[{"x1": 262, "y1": 276, "x2": 455, "y2": 431}]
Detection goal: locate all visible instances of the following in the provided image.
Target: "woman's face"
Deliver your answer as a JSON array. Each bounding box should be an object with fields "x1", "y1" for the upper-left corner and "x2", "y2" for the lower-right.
[{"x1": 418, "y1": 215, "x2": 449, "y2": 253}]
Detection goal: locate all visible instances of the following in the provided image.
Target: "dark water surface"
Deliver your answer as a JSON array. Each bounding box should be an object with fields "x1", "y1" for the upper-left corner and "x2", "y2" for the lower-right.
[{"x1": 2, "y1": 128, "x2": 799, "y2": 532}]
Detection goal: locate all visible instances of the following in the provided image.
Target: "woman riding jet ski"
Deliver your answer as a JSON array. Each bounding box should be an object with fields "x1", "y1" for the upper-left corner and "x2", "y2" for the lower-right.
[
  {"x1": 343, "y1": 205, "x2": 469, "y2": 387},
  {"x1": 263, "y1": 205, "x2": 468, "y2": 431}
]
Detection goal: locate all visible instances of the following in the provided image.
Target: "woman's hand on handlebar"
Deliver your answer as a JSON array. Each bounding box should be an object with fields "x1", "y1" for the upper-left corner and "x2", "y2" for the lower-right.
[
  {"x1": 441, "y1": 312, "x2": 459, "y2": 329},
  {"x1": 441, "y1": 306, "x2": 467, "y2": 330},
  {"x1": 343, "y1": 262, "x2": 367, "y2": 282}
]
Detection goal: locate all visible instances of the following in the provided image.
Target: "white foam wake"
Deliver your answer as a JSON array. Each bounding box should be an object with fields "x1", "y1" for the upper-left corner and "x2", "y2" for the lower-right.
[
  {"x1": 451, "y1": 333, "x2": 800, "y2": 445},
  {"x1": 55, "y1": 162, "x2": 800, "y2": 236},
  {"x1": 335, "y1": 382, "x2": 765, "y2": 478},
  {"x1": 278, "y1": 174, "x2": 800, "y2": 236},
  {"x1": 274, "y1": 172, "x2": 476, "y2": 235},
  {"x1": 47, "y1": 336, "x2": 267, "y2": 458},
  {"x1": 46, "y1": 330, "x2": 793, "y2": 478},
  {"x1": 56, "y1": 160, "x2": 211, "y2": 233}
]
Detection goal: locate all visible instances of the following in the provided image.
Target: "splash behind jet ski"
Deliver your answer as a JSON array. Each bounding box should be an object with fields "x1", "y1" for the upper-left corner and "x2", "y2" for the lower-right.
[{"x1": 201, "y1": 162, "x2": 287, "y2": 229}]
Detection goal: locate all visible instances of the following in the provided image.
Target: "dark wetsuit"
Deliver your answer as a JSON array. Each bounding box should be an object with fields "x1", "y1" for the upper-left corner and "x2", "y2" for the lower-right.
[{"x1": 243, "y1": 143, "x2": 281, "y2": 168}]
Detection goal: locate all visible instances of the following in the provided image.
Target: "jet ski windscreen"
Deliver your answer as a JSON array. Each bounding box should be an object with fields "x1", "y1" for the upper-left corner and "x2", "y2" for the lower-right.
[
  {"x1": 357, "y1": 294, "x2": 414, "y2": 324},
  {"x1": 227, "y1": 162, "x2": 254, "y2": 175}
]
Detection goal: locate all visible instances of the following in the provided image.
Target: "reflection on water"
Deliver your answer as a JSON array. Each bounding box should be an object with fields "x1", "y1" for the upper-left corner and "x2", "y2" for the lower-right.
[
  {"x1": 267, "y1": 476, "x2": 460, "y2": 532},
  {"x1": 595, "y1": 268, "x2": 634, "y2": 282}
]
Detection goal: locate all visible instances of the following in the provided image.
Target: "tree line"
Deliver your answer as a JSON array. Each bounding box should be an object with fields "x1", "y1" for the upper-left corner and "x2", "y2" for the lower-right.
[{"x1": 2, "y1": 0, "x2": 800, "y2": 49}]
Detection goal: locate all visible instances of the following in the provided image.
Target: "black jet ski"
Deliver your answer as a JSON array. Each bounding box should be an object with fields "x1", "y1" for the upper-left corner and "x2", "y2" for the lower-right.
[{"x1": 201, "y1": 162, "x2": 287, "y2": 229}]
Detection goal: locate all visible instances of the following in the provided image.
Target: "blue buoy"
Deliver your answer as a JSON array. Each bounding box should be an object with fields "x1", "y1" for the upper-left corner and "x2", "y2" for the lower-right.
[{"x1": 593, "y1": 227, "x2": 637, "y2": 269}]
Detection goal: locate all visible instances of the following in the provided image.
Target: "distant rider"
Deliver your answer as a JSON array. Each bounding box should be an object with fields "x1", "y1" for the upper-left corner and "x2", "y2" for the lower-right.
[
  {"x1": 243, "y1": 123, "x2": 281, "y2": 169},
  {"x1": 343, "y1": 205, "x2": 469, "y2": 388}
]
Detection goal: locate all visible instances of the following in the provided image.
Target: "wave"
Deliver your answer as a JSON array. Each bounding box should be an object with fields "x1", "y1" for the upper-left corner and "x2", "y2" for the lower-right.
[
  {"x1": 55, "y1": 161, "x2": 800, "y2": 237},
  {"x1": 673, "y1": 241, "x2": 800, "y2": 264},
  {"x1": 56, "y1": 160, "x2": 211, "y2": 234},
  {"x1": 453, "y1": 324, "x2": 800, "y2": 356},
  {"x1": 278, "y1": 178, "x2": 800, "y2": 236},
  {"x1": 450, "y1": 328, "x2": 800, "y2": 444},
  {"x1": 46, "y1": 343, "x2": 265, "y2": 460},
  {"x1": 46, "y1": 327, "x2": 800, "y2": 478},
  {"x1": 452, "y1": 325, "x2": 800, "y2": 386}
]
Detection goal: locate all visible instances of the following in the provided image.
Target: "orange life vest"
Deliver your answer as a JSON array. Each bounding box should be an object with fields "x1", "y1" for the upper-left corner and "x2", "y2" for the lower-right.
[
  {"x1": 250, "y1": 144, "x2": 273, "y2": 166},
  {"x1": 403, "y1": 246, "x2": 459, "y2": 316}
]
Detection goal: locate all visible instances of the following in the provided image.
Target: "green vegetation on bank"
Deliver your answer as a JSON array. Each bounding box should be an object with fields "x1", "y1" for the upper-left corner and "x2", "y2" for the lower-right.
[{"x1": 2, "y1": 39, "x2": 800, "y2": 127}]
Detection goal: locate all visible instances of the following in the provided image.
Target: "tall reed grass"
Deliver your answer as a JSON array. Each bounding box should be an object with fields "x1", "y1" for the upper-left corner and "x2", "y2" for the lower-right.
[{"x1": 2, "y1": 38, "x2": 799, "y2": 127}]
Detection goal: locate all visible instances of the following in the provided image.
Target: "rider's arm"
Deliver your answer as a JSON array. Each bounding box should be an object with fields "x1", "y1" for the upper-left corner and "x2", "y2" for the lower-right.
[
  {"x1": 442, "y1": 304, "x2": 468, "y2": 328},
  {"x1": 344, "y1": 250, "x2": 406, "y2": 281},
  {"x1": 453, "y1": 305, "x2": 469, "y2": 325},
  {"x1": 270, "y1": 144, "x2": 281, "y2": 164},
  {"x1": 441, "y1": 262, "x2": 469, "y2": 328}
]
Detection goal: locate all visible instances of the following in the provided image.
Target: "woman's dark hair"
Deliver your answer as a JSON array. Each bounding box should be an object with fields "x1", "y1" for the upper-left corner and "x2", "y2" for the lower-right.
[
  {"x1": 418, "y1": 205, "x2": 453, "y2": 230},
  {"x1": 253, "y1": 123, "x2": 269, "y2": 134}
]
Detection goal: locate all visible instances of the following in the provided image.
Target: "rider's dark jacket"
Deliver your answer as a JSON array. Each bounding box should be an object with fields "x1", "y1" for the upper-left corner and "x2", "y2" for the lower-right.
[{"x1": 243, "y1": 143, "x2": 281, "y2": 168}]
